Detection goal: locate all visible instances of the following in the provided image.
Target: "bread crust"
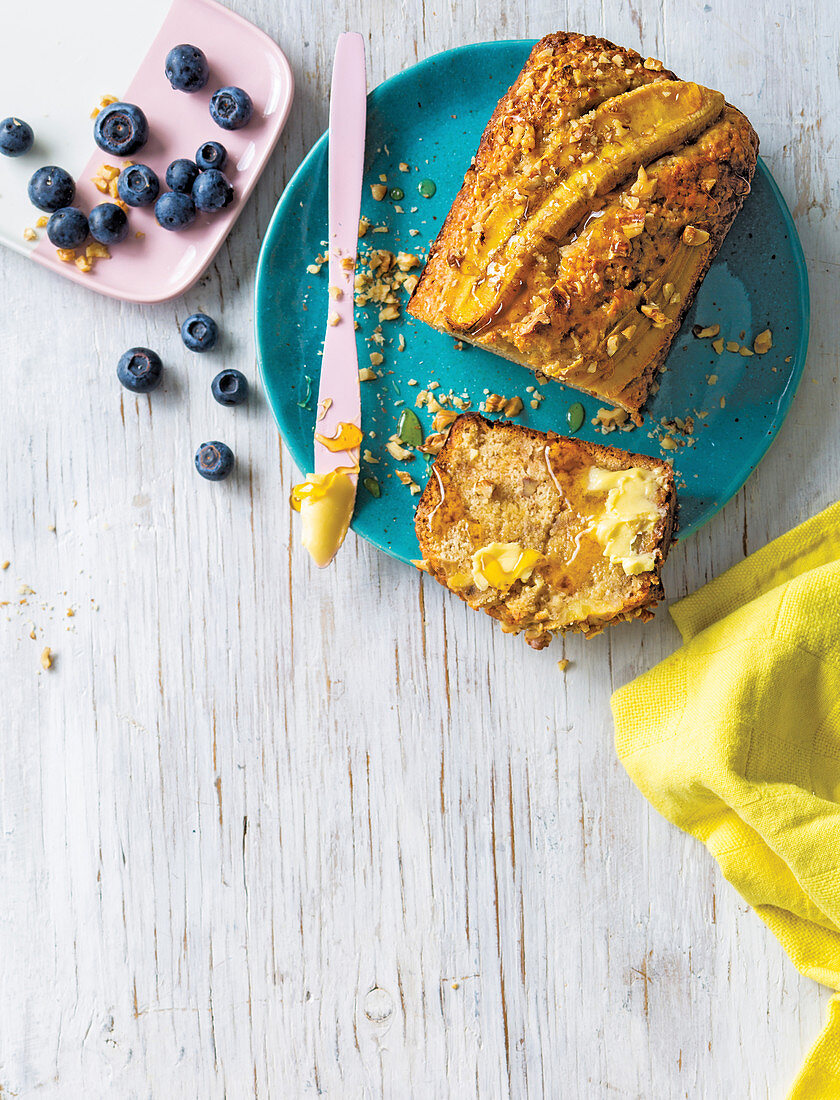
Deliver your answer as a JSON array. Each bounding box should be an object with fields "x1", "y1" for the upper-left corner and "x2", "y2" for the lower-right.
[
  {"x1": 415, "y1": 413, "x2": 677, "y2": 648},
  {"x1": 407, "y1": 33, "x2": 759, "y2": 422}
]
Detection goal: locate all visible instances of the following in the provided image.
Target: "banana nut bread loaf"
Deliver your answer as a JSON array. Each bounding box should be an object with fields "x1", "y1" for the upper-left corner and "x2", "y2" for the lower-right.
[{"x1": 407, "y1": 32, "x2": 759, "y2": 422}]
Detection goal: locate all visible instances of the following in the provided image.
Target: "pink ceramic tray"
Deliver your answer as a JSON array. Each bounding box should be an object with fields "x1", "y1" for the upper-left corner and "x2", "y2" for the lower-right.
[{"x1": 1, "y1": 0, "x2": 292, "y2": 303}]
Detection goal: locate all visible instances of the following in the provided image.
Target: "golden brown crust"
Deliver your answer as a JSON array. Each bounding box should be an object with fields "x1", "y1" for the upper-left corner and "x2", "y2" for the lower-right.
[
  {"x1": 415, "y1": 413, "x2": 677, "y2": 648},
  {"x1": 408, "y1": 34, "x2": 759, "y2": 422}
]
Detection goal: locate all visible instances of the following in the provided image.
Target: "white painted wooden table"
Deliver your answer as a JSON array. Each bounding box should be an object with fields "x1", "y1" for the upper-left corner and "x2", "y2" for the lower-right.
[{"x1": 1, "y1": 2, "x2": 838, "y2": 1096}]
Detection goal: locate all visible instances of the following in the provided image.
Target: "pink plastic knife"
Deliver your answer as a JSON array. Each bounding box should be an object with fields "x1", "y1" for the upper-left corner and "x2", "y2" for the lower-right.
[{"x1": 314, "y1": 33, "x2": 367, "y2": 487}]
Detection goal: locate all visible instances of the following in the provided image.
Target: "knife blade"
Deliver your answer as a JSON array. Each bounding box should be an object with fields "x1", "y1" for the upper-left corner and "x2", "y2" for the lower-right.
[{"x1": 314, "y1": 32, "x2": 366, "y2": 482}]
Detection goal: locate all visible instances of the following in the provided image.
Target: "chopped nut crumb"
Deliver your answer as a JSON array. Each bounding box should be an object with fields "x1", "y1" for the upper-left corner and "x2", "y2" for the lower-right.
[
  {"x1": 640, "y1": 303, "x2": 670, "y2": 328},
  {"x1": 725, "y1": 340, "x2": 740, "y2": 353},
  {"x1": 398, "y1": 162, "x2": 410, "y2": 172},
  {"x1": 592, "y1": 407, "x2": 630, "y2": 433},
  {"x1": 682, "y1": 225, "x2": 710, "y2": 246},
  {"x1": 86, "y1": 242, "x2": 110, "y2": 260},
  {"x1": 386, "y1": 439, "x2": 413, "y2": 461},
  {"x1": 23, "y1": 227, "x2": 37, "y2": 242},
  {"x1": 306, "y1": 263, "x2": 322, "y2": 275},
  {"x1": 419, "y1": 431, "x2": 447, "y2": 455},
  {"x1": 708, "y1": 374, "x2": 718, "y2": 385},
  {"x1": 328, "y1": 313, "x2": 341, "y2": 326},
  {"x1": 40, "y1": 647, "x2": 53, "y2": 671},
  {"x1": 35, "y1": 216, "x2": 48, "y2": 229},
  {"x1": 693, "y1": 323, "x2": 720, "y2": 339},
  {"x1": 369, "y1": 351, "x2": 384, "y2": 366},
  {"x1": 328, "y1": 285, "x2": 343, "y2": 299},
  {"x1": 432, "y1": 409, "x2": 459, "y2": 431},
  {"x1": 753, "y1": 329, "x2": 773, "y2": 355},
  {"x1": 711, "y1": 338, "x2": 725, "y2": 354},
  {"x1": 75, "y1": 256, "x2": 92, "y2": 273},
  {"x1": 358, "y1": 216, "x2": 370, "y2": 237},
  {"x1": 363, "y1": 449, "x2": 379, "y2": 464},
  {"x1": 359, "y1": 367, "x2": 378, "y2": 381},
  {"x1": 557, "y1": 659, "x2": 569, "y2": 672},
  {"x1": 394, "y1": 469, "x2": 421, "y2": 494},
  {"x1": 370, "y1": 184, "x2": 387, "y2": 201}
]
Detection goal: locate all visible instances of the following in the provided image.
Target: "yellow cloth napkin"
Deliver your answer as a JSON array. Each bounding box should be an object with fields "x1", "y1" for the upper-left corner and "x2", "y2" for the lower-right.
[{"x1": 612, "y1": 500, "x2": 840, "y2": 1099}]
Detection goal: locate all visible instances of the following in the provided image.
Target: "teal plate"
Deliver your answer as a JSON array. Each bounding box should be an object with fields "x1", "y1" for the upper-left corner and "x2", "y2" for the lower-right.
[{"x1": 256, "y1": 40, "x2": 809, "y2": 566}]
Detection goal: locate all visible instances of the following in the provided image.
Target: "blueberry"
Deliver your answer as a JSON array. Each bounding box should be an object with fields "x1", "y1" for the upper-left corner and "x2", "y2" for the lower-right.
[
  {"x1": 46, "y1": 207, "x2": 89, "y2": 249},
  {"x1": 27, "y1": 166, "x2": 75, "y2": 212},
  {"x1": 211, "y1": 369, "x2": 248, "y2": 406},
  {"x1": 117, "y1": 347, "x2": 163, "y2": 393},
  {"x1": 195, "y1": 440, "x2": 234, "y2": 480},
  {"x1": 181, "y1": 312, "x2": 218, "y2": 352},
  {"x1": 88, "y1": 203, "x2": 129, "y2": 245},
  {"x1": 209, "y1": 86, "x2": 252, "y2": 130},
  {"x1": 165, "y1": 44, "x2": 209, "y2": 92},
  {"x1": 195, "y1": 140, "x2": 227, "y2": 171},
  {"x1": 155, "y1": 191, "x2": 196, "y2": 231},
  {"x1": 165, "y1": 158, "x2": 199, "y2": 193},
  {"x1": 192, "y1": 168, "x2": 234, "y2": 212},
  {"x1": 94, "y1": 102, "x2": 149, "y2": 156},
  {"x1": 117, "y1": 164, "x2": 160, "y2": 207},
  {"x1": 0, "y1": 116, "x2": 34, "y2": 157}
]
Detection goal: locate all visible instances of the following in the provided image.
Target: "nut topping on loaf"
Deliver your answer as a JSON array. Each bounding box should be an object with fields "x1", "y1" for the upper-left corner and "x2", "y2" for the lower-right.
[
  {"x1": 414, "y1": 414, "x2": 677, "y2": 648},
  {"x1": 408, "y1": 32, "x2": 759, "y2": 422}
]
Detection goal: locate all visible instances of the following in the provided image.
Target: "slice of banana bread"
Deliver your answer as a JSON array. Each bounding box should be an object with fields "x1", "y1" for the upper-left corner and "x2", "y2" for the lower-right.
[{"x1": 414, "y1": 413, "x2": 677, "y2": 648}]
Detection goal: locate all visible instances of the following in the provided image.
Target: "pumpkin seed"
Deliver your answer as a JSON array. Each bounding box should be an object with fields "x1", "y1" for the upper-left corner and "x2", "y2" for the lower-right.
[
  {"x1": 363, "y1": 477, "x2": 381, "y2": 498},
  {"x1": 566, "y1": 402, "x2": 584, "y2": 433},
  {"x1": 397, "y1": 408, "x2": 423, "y2": 447}
]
